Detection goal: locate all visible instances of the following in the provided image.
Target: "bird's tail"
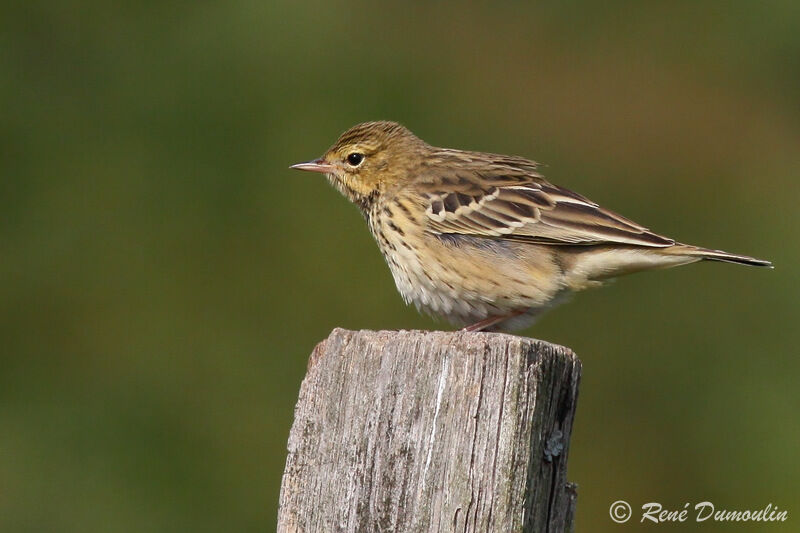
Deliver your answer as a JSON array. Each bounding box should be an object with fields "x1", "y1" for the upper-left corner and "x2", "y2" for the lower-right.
[{"x1": 670, "y1": 244, "x2": 773, "y2": 268}]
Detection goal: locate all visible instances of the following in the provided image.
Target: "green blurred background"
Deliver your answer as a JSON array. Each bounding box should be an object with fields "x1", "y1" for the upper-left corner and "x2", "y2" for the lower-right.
[{"x1": 1, "y1": 1, "x2": 798, "y2": 531}]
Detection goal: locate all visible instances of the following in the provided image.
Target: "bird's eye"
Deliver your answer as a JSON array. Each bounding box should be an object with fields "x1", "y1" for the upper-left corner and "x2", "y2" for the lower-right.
[{"x1": 346, "y1": 153, "x2": 364, "y2": 167}]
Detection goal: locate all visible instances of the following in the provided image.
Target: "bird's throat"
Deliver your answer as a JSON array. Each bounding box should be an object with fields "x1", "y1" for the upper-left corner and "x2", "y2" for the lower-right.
[{"x1": 326, "y1": 174, "x2": 379, "y2": 212}]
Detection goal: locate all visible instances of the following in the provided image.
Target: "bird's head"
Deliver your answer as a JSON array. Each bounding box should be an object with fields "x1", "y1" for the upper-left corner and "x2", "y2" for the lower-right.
[{"x1": 291, "y1": 121, "x2": 426, "y2": 208}]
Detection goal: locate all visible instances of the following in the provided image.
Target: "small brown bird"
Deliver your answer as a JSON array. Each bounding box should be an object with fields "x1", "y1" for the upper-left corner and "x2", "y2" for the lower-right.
[{"x1": 291, "y1": 121, "x2": 771, "y2": 331}]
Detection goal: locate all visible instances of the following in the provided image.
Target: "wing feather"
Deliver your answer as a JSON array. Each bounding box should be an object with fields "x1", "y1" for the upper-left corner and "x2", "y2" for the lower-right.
[{"x1": 422, "y1": 168, "x2": 674, "y2": 247}]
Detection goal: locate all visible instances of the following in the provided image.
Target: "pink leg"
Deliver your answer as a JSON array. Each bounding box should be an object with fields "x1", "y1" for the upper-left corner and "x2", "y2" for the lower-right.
[{"x1": 462, "y1": 309, "x2": 526, "y2": 332}]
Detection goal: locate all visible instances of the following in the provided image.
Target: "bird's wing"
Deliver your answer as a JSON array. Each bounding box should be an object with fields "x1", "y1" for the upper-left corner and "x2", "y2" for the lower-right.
[{"x1": 422, "y1": 170, "x2": 674, "y2": 247}]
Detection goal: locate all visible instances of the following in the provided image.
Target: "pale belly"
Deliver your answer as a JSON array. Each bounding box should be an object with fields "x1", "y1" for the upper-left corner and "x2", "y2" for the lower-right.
[{"x1": 377, "y1": 230, "x2": 565, "y2": 326}]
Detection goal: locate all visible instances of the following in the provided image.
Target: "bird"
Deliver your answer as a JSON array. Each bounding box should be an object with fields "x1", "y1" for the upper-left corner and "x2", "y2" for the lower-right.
[{"x1": 291, "y1": 121, "x2": 772, "y2": 332}]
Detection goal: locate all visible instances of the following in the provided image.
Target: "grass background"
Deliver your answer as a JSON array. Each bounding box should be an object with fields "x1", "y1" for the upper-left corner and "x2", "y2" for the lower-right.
[{"x1": 1, "y1": 1, "x2": 798, "y2": 531}]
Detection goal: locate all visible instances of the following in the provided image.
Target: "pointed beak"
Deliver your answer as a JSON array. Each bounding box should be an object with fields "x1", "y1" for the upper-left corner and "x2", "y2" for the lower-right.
[{"x1": 290, "y1": 158, "x2": 335, "y2": 174}]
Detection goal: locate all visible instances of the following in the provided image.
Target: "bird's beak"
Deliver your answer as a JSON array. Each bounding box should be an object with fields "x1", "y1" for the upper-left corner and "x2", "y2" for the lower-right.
[{"x1": 290, "y1": 158, "x2": 335, "y2": 174}]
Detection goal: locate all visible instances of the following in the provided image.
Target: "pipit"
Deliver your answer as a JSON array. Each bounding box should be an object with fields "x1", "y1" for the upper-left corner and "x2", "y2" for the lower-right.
[{"x1": 291, "y1": 121, "x2": 771, "y2": 331}]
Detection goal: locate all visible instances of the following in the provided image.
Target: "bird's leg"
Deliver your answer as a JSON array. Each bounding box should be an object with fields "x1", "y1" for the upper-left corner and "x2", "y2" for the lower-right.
[
  {"x1": 462, "y1": 317, "x2": 503, "y2": 332},
  {"x1": 462, "y1": 310, "x2": 526, "y2": 332}
]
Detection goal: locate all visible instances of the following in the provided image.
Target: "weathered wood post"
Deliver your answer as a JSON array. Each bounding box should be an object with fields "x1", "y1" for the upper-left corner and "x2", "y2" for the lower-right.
[{"x1": 278, "y1": 328, "x2": 581, "y2": 532}]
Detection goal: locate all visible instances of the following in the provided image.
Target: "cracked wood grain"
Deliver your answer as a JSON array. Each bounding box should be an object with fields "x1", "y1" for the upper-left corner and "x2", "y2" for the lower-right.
[{"x1": 278, "y1": 329, "x2": 581, "y2": 533}]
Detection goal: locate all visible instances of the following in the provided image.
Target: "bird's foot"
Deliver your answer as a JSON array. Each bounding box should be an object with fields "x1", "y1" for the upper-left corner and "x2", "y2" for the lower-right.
[{"x1": 462, "y1": 310, "x2": 526, "y2": 332}]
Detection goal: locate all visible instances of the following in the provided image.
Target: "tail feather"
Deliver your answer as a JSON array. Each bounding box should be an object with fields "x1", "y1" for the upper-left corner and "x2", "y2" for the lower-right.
[{"x1": 676, "y1": 245, "x2": 773, "y2": 268}]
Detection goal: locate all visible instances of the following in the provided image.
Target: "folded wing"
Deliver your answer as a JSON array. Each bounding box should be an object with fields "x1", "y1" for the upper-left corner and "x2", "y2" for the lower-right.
[{"x1": 423, "y1": 172, "x2": 674, "y2": 247}]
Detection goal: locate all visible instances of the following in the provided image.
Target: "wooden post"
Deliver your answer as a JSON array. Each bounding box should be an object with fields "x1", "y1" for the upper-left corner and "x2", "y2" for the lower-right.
[{"x1": 278, "y1": 328, "x2": 581, "y2": 533}]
